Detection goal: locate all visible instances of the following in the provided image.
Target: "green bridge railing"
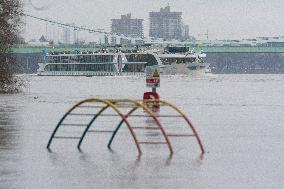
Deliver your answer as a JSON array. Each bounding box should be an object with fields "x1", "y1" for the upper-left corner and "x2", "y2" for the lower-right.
[{"x1": 11, "y1": 46, "x2": 284, "y2": 54}]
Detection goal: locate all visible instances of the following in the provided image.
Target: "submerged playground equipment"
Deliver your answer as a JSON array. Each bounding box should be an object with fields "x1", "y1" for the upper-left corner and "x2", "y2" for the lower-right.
[
  {"x1": 47, "y1": 98, "x2": 205, "y2": 155},
  {"x1": 47, "y1": 66, "x2": 204, "y2": 155}
]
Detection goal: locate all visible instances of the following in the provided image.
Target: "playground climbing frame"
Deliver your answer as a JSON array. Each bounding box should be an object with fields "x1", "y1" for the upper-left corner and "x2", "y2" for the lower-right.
[{"x1": 47, "y1": 98, "x2": 205, "y2": 155}]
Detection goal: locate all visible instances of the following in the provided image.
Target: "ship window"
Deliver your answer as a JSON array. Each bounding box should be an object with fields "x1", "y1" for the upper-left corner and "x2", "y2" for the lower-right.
[
  {"x1": 62, "y1": 56, "x2": 69, "y2": 63},
  {"x1": 123, "y1": 64, "x2": 145, "y2": 72},
  {"x1": 70, "y1": 56, "x2": 79, "y2": 63},
  {"x1": 44, "y1": 63, "x2": 115, "y2": 72},
  {"x1": 90, "y1": 55, "x2": 114, "y2": 63},
  {"x1": 125, "y1": 54, "x2": 158, "y2": 67},
  {"x1": 160, "y1": 58, "x2": 170, "y2": 65},
  {"x1": 161, "y1": 57, "x2": 196, "y2": 64}
]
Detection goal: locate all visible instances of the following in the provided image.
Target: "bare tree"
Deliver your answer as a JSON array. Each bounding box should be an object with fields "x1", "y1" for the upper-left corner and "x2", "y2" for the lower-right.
[{"x1": 0, "y1": 0, "x2": 23, "y2": 93}]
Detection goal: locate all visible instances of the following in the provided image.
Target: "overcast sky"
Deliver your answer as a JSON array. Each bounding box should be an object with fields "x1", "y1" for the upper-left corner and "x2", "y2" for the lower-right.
[{"x1": 23, "y1": 0, "x2": 284, "y2": 41}]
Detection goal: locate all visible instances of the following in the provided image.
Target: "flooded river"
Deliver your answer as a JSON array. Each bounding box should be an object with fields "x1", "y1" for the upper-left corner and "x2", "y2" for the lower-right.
[{"x1": 0, "y1": 74, "x2": 283, "y2": 188}]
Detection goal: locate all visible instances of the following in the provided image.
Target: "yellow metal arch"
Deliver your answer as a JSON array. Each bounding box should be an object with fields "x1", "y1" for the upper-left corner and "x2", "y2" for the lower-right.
[{"x1": 47, "y1": 98, "x2": 142, "y2": 154}]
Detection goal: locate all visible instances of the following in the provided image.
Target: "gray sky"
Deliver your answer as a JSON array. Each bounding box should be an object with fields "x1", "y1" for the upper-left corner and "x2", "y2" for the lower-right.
[{"x1": 23, "y1": 0, "x2": 284, "y2": 41}]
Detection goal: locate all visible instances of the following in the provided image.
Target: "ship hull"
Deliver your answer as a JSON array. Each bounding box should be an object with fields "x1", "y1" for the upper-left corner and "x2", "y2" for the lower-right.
[{"x1": 160, "y1": 63, "x2": 210, "y2": 76}]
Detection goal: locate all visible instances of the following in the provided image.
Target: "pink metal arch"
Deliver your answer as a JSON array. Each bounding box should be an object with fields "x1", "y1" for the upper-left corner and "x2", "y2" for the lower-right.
[{"x1": 107, "y1": 99, "x2": 173, "y2": 155}]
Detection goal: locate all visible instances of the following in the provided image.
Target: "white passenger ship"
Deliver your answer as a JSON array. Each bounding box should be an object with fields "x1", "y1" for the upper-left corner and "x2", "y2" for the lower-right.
[
  {"x1": 157, "y1": 47, "x2": 209, "y2": 75},
  {"x1": 37, "y1": 48, "x2": 210, "y2": 76}
]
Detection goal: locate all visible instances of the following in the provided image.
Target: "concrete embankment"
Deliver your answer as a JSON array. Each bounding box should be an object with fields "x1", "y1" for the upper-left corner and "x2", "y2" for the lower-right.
[{"x1": 208, "y1": 52, "x2": 284, "y2": 74}]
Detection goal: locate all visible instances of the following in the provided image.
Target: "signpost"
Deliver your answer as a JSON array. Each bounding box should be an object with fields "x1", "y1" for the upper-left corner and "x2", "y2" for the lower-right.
[{"x1": 146, "y1": 66, "x2": 160, "y2": 89}]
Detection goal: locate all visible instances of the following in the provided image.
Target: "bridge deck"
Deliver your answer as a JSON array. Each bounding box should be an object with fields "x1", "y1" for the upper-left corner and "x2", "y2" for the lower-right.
[{"x1": 11, "y1": 46, "x2": 284, "y2": 54}]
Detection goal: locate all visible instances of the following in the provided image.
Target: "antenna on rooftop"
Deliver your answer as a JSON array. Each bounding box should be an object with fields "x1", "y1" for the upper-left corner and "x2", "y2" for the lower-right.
[{"x1": 206, "y1": 30, "x2": 209, "y2": 40}]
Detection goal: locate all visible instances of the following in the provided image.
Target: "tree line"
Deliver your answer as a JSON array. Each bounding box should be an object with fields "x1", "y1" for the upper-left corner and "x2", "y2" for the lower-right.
[{"x1": 0, "y1": 0, "x2": 23, "y2": 93}]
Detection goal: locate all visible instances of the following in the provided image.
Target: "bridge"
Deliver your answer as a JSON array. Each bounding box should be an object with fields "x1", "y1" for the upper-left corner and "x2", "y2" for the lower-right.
[{"x1": 11, "y1": 46, "x2": 284, "y2": 54}]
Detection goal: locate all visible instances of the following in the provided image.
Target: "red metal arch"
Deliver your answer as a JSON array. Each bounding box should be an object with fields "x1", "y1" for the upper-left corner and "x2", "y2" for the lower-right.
[
  {"x1": 143, "y1": 99, "x2": 205, "y2": 154},
  {"x1": 107, "y1": 99, "x2": 173, "y2": 155}
]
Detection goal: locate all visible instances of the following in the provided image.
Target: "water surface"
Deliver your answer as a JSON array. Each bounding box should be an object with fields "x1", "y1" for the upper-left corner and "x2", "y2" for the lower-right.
[{"x1": 0, "y1": 74, "x2": 283, "y2": 188}]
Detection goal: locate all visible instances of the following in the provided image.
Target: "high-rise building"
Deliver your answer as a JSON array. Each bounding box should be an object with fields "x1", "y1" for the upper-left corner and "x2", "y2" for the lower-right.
[
  {"x1": 71, "y1": 23, "x2": 79, "y2": 44},
  {"x1": 63, "y1": 27, "x2": 71, "y2": 44},
  {"x1": 149, "y1": 6, "x2": 185, "y2": 40},
  {"x1": 104, "y1": 35, "x2": 109, "y2": 45},
  {"x1": 181, "y1": 23, "x2": 190, "y2": 41},
  {"x1": 110, "y1": 36, "x2": 117, "y2": 45},
  {"x1": 120, "y1": 37, "x2": 132, "y2": 45},
  {"x1": 111, "y1": 13, "x2": 144, "y2": 37},
  {"x1": 62, "y1": 23, "x2": 79, "y2": 45}
]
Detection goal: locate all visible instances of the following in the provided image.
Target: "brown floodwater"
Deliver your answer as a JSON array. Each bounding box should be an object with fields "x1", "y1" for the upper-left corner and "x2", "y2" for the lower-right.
[{"x1": 0, "y1": 74, "x2": 283, "y2": 189}]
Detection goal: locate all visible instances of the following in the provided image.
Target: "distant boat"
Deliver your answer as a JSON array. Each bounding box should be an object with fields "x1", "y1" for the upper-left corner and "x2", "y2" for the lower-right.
[{"x1": 156, "y1": 48, "x2": 210, "y2": 75}]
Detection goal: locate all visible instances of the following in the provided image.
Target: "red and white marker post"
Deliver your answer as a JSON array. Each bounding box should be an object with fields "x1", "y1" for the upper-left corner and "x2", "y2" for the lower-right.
[{"x1": 143, "y1": 66, "x2": 160, "y2": 111}]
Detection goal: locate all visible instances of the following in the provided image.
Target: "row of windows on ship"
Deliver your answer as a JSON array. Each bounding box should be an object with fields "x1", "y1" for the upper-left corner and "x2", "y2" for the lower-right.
[
  {"x1": 46, "y1": 54, "x2": 196, "y2": 65},
  {"x1": 44, "y1": 64, "x2": 146, "y2": 72}
]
